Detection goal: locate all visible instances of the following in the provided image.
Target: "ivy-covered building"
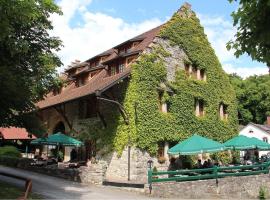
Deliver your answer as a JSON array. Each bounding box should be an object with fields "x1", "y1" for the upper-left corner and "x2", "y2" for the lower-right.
[{"x1": 37, "y1": 3, "x2": 238, "y2": 182}]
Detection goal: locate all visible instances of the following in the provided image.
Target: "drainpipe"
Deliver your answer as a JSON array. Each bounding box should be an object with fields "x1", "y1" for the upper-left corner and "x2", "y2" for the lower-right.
[{"x1": 95, "y1": 90, "x2": 131, "y2": 181}]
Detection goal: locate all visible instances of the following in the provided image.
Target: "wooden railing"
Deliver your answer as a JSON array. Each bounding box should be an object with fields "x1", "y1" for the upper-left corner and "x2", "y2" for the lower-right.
[
  {"x1": 148, "y1": 162, "x2": 270, "y2": 184},
  {"x1": 0, "y1": 172, "x2": 32, "y2": 200}
]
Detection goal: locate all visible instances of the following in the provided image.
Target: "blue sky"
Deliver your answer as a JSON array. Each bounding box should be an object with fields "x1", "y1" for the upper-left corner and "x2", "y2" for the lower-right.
[{"x1": 51, "y1": 0, "x2": 268, "y2": 78}]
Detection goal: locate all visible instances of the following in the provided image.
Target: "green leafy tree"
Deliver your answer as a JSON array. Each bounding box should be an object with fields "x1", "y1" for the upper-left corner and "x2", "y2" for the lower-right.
[
  {"x1": 229, "y1": 74, "x2": 270, "y2": 124},
  {"x1": 0, "y1": 0, "x2": 62, "y2": 127},
  {"x1": 227, "y1": 0, "x2": 270, "y2": 70}
]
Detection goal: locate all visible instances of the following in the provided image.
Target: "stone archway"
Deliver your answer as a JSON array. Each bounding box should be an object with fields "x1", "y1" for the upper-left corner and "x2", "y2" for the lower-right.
[{"x1": 53, "y1": 121, "x2": 65, "y2": 134}]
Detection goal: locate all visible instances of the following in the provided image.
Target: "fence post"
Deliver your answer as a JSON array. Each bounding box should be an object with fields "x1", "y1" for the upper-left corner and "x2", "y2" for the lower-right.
[
  {"x1": 148, "y1": 169, "x2": 152, "y2": 194},
  {"x1": 214, "y1": 165, "x2": 218, "y2": 186}
]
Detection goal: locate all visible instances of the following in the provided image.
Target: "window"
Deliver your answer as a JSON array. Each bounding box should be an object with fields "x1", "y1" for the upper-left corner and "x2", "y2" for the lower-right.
[
  {"x1": 200, "y1": 69, "x2": 206, "y2": 81},
  {"x1": 185, "y1": 64, "x2": 191, "y2": 77},
  {"x1": 111, "y1": 66, "x2": 116, "y2": 75},
  {"x1": 195, "y1": 99, "x2": 205, "y2": 117},
  {"x1": 192, "y1": 66, "x2": 197, "y2": 79},
  {"x1": 86, "y1": 97, "x2": 97, "y2": 118},
  {"x1": 263, "y1": 137, "x2": 268, "y2": 143},
  {"x1": 78, "y1": 97, "x2": 97, "y2": 119},
  {"x1": 52, "y1": 87, "x2": 61, "y2": 96},
  {"x1": 157, "y1": 142, "x2": 165, "y2": 158},
  {"x1": 219, "y1": 103, "x2": 228, "y2": 120},
  {"x1": 158, "y1": 92, "x2": 170, "y2": 113},
  {"x1": 119, "y1": 64, "x2": 125, "y2": 73},
  {"x1": 126, "y1": 56, "x2": 136, "y2": 65}
]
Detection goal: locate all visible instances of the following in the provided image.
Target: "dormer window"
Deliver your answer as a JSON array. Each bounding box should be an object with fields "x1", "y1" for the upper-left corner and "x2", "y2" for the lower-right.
[
  {"x1": 53, "y1": 88, "x2": 61, "y2": 96},
  {"x1": 195, "y1": 99, "x2": 205, "y2": 117},
  {"x1": 219, "y1": 103, "x2": 228, "y2": 120},
  {"x1": 111, "y1": 66, "x2": 116, "y2": 75},
  {"x1": 263, "y1": 137, "x2": 268, "y2": 143},
  {"x1": 119, "y1": 64, "x2": 124, "y2": 73}
]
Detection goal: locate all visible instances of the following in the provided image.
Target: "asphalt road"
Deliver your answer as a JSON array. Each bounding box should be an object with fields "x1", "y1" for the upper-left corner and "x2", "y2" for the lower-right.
[{"x1": 0, "y1": 165, "x2": 162, "y2": 200}]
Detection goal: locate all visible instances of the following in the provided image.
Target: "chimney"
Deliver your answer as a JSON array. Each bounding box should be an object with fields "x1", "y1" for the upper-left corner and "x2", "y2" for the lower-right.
[
  {"x1": 177, "y1": 2, "x2": 193, "y2": 18},
  {"x1": 267, "y1": 116, "x2": 270, "y2": 126}
]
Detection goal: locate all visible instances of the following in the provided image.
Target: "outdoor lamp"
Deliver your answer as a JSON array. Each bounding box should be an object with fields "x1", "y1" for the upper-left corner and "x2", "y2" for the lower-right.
[{"x1": 147, "y1": 160, "x2": 153, "y2": 170}]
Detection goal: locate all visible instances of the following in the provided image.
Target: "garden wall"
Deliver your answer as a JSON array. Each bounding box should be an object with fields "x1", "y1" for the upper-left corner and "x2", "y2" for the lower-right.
[{"x1": 146, "y1": 173, "x2": 270, "y2": 199}]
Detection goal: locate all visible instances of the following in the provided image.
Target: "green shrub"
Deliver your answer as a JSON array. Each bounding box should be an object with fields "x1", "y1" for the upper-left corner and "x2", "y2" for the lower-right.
[
  {"x1": 0, "y1": 156, "x2": 20, "y2": 167},
  {"x1": 211, "y1": 151, "x2": 231, "y2": 165},
  {"x1": 0, "y1": 146, "x2": 21, "y2": 158},
  {"x1": 259, "y1": 186, "x2": 267, "y2": 200}
]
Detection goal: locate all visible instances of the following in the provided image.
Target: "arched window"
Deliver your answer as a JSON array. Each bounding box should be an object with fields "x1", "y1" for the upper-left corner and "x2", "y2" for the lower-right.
[{"x1": 53, "y1": 121, "x2": 65, "y2": 134}]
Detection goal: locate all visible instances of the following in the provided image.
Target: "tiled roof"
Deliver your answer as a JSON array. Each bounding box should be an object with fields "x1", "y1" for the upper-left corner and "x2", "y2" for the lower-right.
[
  {"x1": 250, "y1": 123, "x2": 270, "y2": 133},
  {"x1": 37, "y1": 67, "x2": 131, "y2": 109},
  {"x1": 0, "y1": 127, "x2": 37, "y2": 140},
  {"x1": 37, "y1": 25, "x2": 163, "y2": 109}
]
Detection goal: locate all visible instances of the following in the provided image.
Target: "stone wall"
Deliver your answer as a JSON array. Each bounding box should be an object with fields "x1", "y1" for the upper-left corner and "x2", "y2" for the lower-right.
[
  {"x1": 79, "y1": 162, "x2": 107, "y2": 184},
  {"x1": 146, "y1": 173, "x2": 270, "y2": 199},
  {"x1": 99, "y1": 146, "x2": 169, "y2": 183}
]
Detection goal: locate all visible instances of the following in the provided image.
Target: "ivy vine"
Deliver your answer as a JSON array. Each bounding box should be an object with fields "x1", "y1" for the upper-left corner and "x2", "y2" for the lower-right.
[{"x1": 83, "y1": 8, "x2": 238, "y2": 156}]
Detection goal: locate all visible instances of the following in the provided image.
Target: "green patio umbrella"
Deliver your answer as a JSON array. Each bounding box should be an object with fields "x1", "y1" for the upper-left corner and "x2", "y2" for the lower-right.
[
  {"x1": 250, "y1": 137, "x2": 270, "y2": 150},
  {"x1": 224, "y1": 135, "x2": 270, "y2": 150},
  {"x1": 30, "y1": 137, "x2": 49, "y2": 145},
  {"x1": 168, "y1": 134, "x2": 225, "y2": 155},
  {"x1": 31, "y1": 132, "x2": 83, "y2": 147}
]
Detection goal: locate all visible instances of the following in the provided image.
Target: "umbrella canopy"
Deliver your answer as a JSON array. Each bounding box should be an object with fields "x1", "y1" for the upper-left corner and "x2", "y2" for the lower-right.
[
  {"x1": 31, "y1": 132, "x2": 83, "y2": 147},
  {"x1": 168, "y1": 134, "x2": 225, "y2": 155},
  {"x1": 224, "y1": 135, "x2": 270, "y2": 150},
  {"x1": 30, "y1": 137, "x2": 48, "y2": 145}
]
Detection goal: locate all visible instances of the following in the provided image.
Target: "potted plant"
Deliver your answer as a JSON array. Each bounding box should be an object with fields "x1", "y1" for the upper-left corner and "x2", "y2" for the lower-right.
[{"x1": 158, "y1": 156, "x2": 166, "y2": 164}]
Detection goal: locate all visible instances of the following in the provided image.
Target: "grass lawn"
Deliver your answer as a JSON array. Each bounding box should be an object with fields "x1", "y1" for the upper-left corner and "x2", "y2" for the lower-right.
[{"x1": 0, "y1": 180, "x2": 42, "y2": 199}]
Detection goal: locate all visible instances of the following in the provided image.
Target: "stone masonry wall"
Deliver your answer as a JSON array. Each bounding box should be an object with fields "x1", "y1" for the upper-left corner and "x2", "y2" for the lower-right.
[
  {"x1": 100, "y1": 146, "x2": 169, "y2": 183},
  {"x1": 147, "y1": 173, "x2": 270, "y2": 199}
]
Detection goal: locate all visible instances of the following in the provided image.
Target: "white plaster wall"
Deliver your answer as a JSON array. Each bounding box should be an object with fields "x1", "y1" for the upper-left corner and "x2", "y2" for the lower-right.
[{"x1": 239, "y1": 124, "x2": 270, "y2": 157}]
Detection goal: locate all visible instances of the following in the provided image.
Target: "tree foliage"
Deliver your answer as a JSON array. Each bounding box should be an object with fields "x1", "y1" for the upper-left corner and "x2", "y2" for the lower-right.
[
  {"x1": 229, "y1": 73, "x2": 270, "y2": 125},
  {"x1": 227, "y1": 0, "x2": 270, "y2": 67},
  {"x1": 0, "y1": 0, "x2": 62, "y2": 127}
]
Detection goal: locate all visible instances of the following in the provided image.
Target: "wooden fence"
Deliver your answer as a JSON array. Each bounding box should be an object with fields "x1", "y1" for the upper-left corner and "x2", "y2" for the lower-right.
[{"x1": 0, "y1": 172, "x2": 32, "y2": 200}]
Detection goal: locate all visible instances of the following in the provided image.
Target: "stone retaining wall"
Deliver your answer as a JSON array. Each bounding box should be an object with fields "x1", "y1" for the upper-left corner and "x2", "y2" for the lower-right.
[{"x1": 146, "y1": 173, "x2": 270, "y2": 199}]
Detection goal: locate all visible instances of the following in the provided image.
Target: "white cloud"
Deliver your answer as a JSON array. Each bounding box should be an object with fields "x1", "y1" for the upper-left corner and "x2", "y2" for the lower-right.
[
  {"x1": 50, "y1": 0, "x2": 162, "y2": 71},
  {"x1": 50, "y1": 1, "x2": 267, "y2": 78},
  {"x1": 198, "y1": 14, "x2": 236, "y2": 64},
  {"x1": 198, "y1": 14, "x2": 268, "y2": 78},
  {"x1": 223, "y1": 64, "x2": 269, "y2": 78}
]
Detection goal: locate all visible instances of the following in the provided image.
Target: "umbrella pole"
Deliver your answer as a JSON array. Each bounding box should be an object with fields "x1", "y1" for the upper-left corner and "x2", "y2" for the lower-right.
[{"x1": 57, "y1": 145, "x2": 60, "y2": 162}]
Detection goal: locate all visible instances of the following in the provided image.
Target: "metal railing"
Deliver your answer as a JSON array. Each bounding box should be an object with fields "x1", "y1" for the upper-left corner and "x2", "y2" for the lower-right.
[
  {"x1": 148, "y1": 162, "x2": 270, "y2": 184},
  {"x1": 0, "y1": 172, "x2": 32, "y2": 200}
]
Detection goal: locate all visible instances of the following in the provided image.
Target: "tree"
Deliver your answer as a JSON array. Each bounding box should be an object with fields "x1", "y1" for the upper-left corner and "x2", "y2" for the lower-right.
[
  {"x1": 227, "y1": 0, "x2": 270, "y2": 71},
  {"x1": 0, "y1": 0, "x2": 62, "y2": 127},
  {"x1": 229, "y1": 74, "x2": 270, "y2": 124}
]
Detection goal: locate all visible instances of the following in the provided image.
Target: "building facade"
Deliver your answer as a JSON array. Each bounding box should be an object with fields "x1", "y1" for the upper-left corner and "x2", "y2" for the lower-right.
[
  {"x1": 239, "y1": 118, "x2": 270, "y2": 157},
  {"x1": 36, "y1": 3, "x2": 238, "y2": 182}
]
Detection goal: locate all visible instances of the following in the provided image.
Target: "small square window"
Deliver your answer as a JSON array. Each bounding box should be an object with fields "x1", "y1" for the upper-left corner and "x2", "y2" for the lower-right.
[
  {"x1": 195, "y1": 99, "x2": 204, "y2": 117},
  {"x1": 220, "y1": 103, "x2": 228, "y2": 120},
  {"x1": 111, "y1": 66, "x2": 116, "y2": 75},
  {"x1": 119, "y1": 64, "x2": 125, "y2": 73}
]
